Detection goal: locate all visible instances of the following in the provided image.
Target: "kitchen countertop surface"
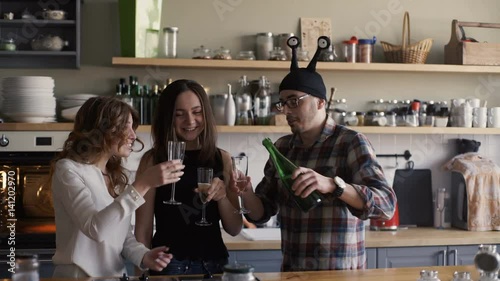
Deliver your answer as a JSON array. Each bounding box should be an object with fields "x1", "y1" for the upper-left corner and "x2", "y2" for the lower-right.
[
  {"x1": 0, "y1": 265, "x2": 484, "y2": 281},
  {"x1": 222, "y1": 227, "x2": 500, "y2": 250},
  {"x1": 3, "y1": 221, "x2": 499, "y2": 250}
]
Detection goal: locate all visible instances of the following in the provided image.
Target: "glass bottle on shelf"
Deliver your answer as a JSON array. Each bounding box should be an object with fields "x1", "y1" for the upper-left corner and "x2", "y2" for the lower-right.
[
  {"x1": 235, "y1": 75, "x2": 253, "y2": 125},
  {"x1": 253, "y1": 76, "x2": 271, "y2": 125},
  {"x1": 142, "y1": 85, "x2": 151, "y2": 125},
  {"x1": 262, "y1": 138, "x2": 324, "y2": 212},
  {"x1": 130, "y1": 76, "x2": 144, "y2": 124},
  {"x1": 116, "y1": 78, "x2": 133, "y2": 107},
  {"x1": 150, "y1": 84, "x2": 160, "y2": 122}
]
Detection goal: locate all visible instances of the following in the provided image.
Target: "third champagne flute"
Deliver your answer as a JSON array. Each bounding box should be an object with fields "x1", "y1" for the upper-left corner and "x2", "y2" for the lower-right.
[
  {"x1": 163, "y1": 141, "x2": 186, "y2": 205},
  {"x1": 196, "y1": 167, "x2": 213, "y2": 226},
  {"x1": 232, "y1": 154, "x2": 250, "y2": 214}
]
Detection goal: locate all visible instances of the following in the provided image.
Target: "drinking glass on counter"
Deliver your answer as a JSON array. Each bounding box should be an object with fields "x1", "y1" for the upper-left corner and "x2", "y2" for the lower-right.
[
  {"x1": 196, "y1": 167, "x2": 213, "y2": 226},
  {"x1": 232, "y1": 155, "x2": 250, "y2": 214},
  {"x1": 163, "y1": 141, "x2": 185, "y2": 205}
]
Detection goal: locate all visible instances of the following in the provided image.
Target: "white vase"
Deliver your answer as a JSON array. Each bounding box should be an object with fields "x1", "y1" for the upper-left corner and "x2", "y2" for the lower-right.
[{"x1": 225, "y1": 90, "x2": 236, "y2": 126}]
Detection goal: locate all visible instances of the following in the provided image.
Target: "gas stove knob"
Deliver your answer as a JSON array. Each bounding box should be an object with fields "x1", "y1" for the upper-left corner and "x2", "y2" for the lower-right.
[{"x1": 0, "y1": 134, "x2": 9, "y2": 147}]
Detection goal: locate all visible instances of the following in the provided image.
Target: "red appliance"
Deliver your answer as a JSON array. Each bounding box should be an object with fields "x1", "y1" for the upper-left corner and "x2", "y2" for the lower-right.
[{"x1": 370, "y1": 203, "x2": 400, "y2": 231}]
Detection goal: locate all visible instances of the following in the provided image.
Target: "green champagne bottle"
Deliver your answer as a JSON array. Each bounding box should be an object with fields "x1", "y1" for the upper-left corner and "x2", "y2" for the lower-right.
[{"x1": 262, "y1": 138, "x2": 324, "y2": 212}]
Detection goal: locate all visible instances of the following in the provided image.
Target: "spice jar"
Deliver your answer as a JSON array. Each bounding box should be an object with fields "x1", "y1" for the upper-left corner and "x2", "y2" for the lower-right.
[
  {"x1": 356, "y1": 112, "x2": 365, "y2": 126},
  {"x1": 237, "y1": 50, "x2": 256, "y2": 60},
  {"x1": 357, "y1": 36, "x2": 377, "y2": 63},
  {"x1": 11, "y1": 254, "x2": 39, "y2": 281},
  {"x1": 342, "y1": 36, "x2": 358, "y2": 63},
  {"x1": 192, "y1": 45, "x2": 212, "y2": 59},
  {"x1": 213, "y1": 46, "x2": 232, "y2": 60},
  {"x1": 269, "y1": 47, "x2": 287, "y2": 61},
  {"x1": 0, "y1": 38, "x2": 16, "y2": 51},
  {"x1": 344, "y1": 111, "x2": 359, "y2": 126}
]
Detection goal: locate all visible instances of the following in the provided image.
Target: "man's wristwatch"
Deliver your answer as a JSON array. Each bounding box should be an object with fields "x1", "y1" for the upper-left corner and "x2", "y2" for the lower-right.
[{"x1": 333, "y1": 176, "x2": 346, "y2": 198}]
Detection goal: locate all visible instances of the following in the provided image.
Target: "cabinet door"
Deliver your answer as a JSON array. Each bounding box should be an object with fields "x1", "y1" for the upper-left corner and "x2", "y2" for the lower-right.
[
  {"x1": 377, "y1": 246, "x2": 447, "y2": 268},
  {"x1": 228, "y1": 250, "x2": 282, "y2": 273},
  {"x1": 448, "y1": 244, "x2": 500, "y2": 266},
  {"x1": 366, "y1": 248, "x2": 377, "y2": 269}
]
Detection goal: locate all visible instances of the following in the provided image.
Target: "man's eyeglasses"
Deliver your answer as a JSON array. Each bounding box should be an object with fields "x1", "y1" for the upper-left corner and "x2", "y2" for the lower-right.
[{"x1": 275, "y1": 94, "x2": 310, "y2": 112}]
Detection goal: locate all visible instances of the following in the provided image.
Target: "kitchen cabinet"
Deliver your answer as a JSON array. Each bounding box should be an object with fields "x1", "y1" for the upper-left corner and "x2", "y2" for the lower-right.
[
  {"x1": 376, "y1": 244, "x2": 500, "y2": 268},
  {"x1": 0, "y1": 0, "x2": 80, "y2": 68},
  {"x1": 227, "y1": 249, "x2": 377, "y2": 272}
]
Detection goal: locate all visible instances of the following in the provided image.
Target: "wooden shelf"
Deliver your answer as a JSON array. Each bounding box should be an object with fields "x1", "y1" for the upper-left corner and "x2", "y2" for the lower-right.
[
  {"x1": 112, "y1": 57, "x2": 500, "y2": 74},
  {"x1": 1, "y1": 123, "x2": 500, "y2": 135},
  {"x1": 0, "y1": 19, "x2": 76, "y2": 26}
]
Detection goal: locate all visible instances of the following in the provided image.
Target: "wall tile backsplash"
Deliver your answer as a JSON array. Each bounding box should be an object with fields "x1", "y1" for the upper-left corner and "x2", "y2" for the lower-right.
[{"x1": 125, "y1": 131, "x2": 499, "y2": 209}]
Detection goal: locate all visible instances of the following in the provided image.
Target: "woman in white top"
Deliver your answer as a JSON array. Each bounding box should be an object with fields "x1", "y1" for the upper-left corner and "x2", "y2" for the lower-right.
[{"x1": 50, "y1": 96, "x2": 184, "y2": 277}]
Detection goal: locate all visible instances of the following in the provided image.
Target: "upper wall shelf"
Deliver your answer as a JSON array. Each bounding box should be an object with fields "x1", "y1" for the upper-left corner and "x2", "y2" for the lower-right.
[
  {"x1": 112, "y1": 57, "x2": 500, "y2": 74},
  {"x1": 1, "y1": 123, "x2": 500, "y2": 135}
]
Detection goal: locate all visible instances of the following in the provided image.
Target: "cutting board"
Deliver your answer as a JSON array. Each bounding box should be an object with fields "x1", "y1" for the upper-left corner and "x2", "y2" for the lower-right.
[{"x1": 393, "y1": 169, "x2": 434, "y2": 226}]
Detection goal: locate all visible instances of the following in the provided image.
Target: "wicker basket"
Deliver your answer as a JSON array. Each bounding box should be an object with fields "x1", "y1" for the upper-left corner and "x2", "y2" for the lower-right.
[{"x1": 381, "y1": 12, "x2": 433, "y2": 64}]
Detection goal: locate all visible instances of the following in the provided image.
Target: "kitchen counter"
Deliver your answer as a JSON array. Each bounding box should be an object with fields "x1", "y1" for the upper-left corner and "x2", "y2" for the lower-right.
[
  {"x1": 0, "y1": 265, "x2": 485, "y2": 281},
  {"x1": 222, "y1": 227, "x2": 500, "y2": 250}
]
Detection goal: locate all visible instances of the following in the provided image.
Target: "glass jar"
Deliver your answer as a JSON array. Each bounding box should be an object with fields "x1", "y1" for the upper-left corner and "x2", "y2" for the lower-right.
[
  {"x1": 356, "y1": 112, "x2": 365, "y2": 126},
  {"x1": 344, "y1": 111, "x2": 359, "y2": 126},
  {"x1": 417, "y1": 270, "x2": 440, "y2": 281},
  {"x1": 256, "y1": 32, "x2": 273, "y2": 60},
  {"x1": 269, "y1": 47, "x2": 287, "y2": 61},
  {"x1": 357, "y1": 36, "x2": 377, "y2": 63},
  {"x1": 11, "y1": 254, "x2": 39, "y2": 281},
  {"x1": 237, "y1": 51, "x2": 256, "y2": 60},
  {"x1": 277, "y1": 33, "x2": 294, "y2": 59},
  {"x1": 213, "y1": 46, "x2": 232, "y2": 60},
  {"x1": 342, "y1": 36, "x2": 358, "y2": 63},
  {"x1": 161, "y1": 27, "x2": 178, "y2": 58},
  {"x1": 452, "y1": 271, "x2": 473, "y2": 281},
  {"x1": 192, "y1": 45, "x2": 212, "y2": 59},
  {"x1": 479, "y1": 272, "x2": 499, "y2": 281},
  {"x1": 0, "y1": 38, "x2": 16, "y2": 51},
  {"x1": 296, "y1": 48, "x2": 310, "y2": 61},
  {"x1": 318, "y1": 44, "x2": 337, "y2": 62},
  {"x1": 475, "y1": 244, "x2": 500, "y2": 274},
  {"x1": 222, "y1": 263, "x2": 256, "y2": 281}
]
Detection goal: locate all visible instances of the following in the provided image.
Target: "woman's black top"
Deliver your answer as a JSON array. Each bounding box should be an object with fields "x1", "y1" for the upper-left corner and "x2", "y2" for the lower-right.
[{"x1": 152, "y1": 149, "x2": 228, "y2": 260}]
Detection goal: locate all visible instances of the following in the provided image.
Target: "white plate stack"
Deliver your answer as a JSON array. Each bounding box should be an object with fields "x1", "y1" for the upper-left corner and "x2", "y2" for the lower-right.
[
  {"x1": 59, "y1": 94, "x2": 98, "y2": 121},
  {"x1": 0, "y1": 76, "x2": 57, "y2": 123}
]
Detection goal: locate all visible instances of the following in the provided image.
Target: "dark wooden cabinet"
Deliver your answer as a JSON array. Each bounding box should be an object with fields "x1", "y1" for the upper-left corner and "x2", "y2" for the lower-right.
[{"x1": 0, "y1": 0, "x2": 80, "y2": 68}]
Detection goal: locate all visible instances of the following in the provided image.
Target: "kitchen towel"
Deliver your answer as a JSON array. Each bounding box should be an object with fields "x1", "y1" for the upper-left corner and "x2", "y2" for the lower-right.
[{"x1": 443, "y1": 152, "x2": 500, "y2": 231}]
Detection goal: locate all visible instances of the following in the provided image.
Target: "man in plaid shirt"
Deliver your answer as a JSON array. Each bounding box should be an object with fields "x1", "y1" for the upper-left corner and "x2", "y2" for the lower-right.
[{"x1": 238, "y1": 36, "x2": 396, "y2": 271}]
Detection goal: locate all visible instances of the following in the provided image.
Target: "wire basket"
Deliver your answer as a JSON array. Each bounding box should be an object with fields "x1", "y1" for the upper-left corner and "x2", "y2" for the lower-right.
[{"x1": 381, "y1": 12, "x2": 433, "y2": 64}]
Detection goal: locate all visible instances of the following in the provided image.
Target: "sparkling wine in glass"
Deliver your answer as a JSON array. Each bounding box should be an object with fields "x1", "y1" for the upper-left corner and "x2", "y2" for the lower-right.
[
  {"x1": 232, "y1": 155, "x2": 250, "y2": 214},
  {"x1": 196, "y1": 167, "x2": 213, "y2": 226},
  {"x1": 163, "y1": 141, "x2": 186, "y2": 205}
]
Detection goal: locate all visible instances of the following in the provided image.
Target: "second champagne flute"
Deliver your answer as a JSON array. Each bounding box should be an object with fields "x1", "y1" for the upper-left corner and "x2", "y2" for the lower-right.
[
  {"x1": 232, "y1": 155, "x2": 250, "y2": 214},
  {"x1": 196, "y1": 167, "x2": 213, "y2": 226},
  {"x1": 163, "y1": 141, "x2": 186, "y2": 205}
]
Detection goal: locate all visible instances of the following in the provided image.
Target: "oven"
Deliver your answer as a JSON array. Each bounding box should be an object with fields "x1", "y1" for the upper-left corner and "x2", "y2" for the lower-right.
[{"x1": 0, "y1": 131, "x2": 68, "y2": 278}]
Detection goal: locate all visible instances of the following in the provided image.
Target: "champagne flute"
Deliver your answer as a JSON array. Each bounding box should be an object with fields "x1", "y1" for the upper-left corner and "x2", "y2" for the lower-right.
[
  {"x1": 163, "y1": 141, "x2": 186, "y2": 205},
  {"x1": 196, "y1": 167, "x2": 213, "y2": 226},
  {"x1": 232, "y1": 155, "x2": 250, "y2": 214}
]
